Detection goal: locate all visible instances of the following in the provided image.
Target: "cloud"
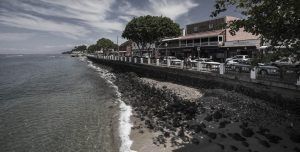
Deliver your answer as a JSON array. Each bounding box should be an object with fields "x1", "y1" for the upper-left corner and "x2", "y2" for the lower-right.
[
  {"x1": 0, "y1": 0, "x2": 124, "y2": 39},
  {"x1": 119, "y1": 0, "x2": 199, "y2": 20},
  {"x1": 0, "y1": 33, "x2": 35, "y2": 41}
]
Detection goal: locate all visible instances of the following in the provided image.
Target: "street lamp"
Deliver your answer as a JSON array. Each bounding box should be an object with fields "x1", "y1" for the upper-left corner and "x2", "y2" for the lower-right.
[{"x1": 165, "y1": 43, "x2": 168, "y2": 57}]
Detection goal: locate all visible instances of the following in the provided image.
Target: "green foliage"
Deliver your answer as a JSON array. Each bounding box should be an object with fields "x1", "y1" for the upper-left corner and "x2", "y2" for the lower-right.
[
  {"x1": 87, "y1": 38, "x2": 117, "y2": 54},
  {"x1": 97, "y1": 38, "x2": 116, "y2": 50},
  {"x1": 87, "y1": 44, "x2": 100, "y2": 53},
  {"x1": 212, "y1": 0, "x2": 300, "y2": 58},
  {"x1": 122, "y1": 15, "x2": 181, "y2": 52},
  {"x1": 71, "y1": 45, "x2": 87, "y2": 52}
]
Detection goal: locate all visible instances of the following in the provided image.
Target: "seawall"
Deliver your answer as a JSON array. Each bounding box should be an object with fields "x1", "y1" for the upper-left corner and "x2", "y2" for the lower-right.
[{"x1": 87, "y1": 56, "x2": 300, "y2": 114}]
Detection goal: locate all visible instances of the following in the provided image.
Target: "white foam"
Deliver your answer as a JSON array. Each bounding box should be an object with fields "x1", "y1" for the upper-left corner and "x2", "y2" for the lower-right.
[{"x1": 86, "y1": 60, "x2": 135, "y2": 152}]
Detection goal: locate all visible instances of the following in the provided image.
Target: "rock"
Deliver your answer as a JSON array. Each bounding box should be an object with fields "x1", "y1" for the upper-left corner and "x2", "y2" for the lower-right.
[
  {"x1": 219, "y1": 120, "x2": 230, "y2": 128},
  {"x1": 178, "y1": 126, "x2": 185, "y2": 137},
  {"x1": 230, "y1": 145, "x2": 238, "y2": 151},
  {"x1": 191, "y1": 138, "x2": 200, "y2": 145},
  {"x1": 290, "y1": 134, "x2": 300, "y2": 143},
  {"x1": 264, "y1": 134, "x2": 282, "y2": 144},
  {"x1": 217, "y1": 143, "x2": 225, "y2": 150},
  {"x1": 294, "y1": 147, "x2": 300, "y2": 152},
  {"x1": 242, "y1": 141, "x2": 249, "y2": 147},
  {"x1": 256, "y1": 137, "x2": 270, "y2": 148},
  {"x1": 213, "y1": 110, "x2": 222, "y2": 119},
  {"x1": 239, "y1": 122, "x2": 248, "y2": 129},
  {"x1": 228, "y1": 133, "x2": 246, "y2": 141},
  {"x1": 219, "y1": 133, "x2": 227, "y2": 138},
  {"x1": 164, "y1": 132, "x2": 170, "y2": 138},
  {"x1": 242, "y1": 128, "x2": 254, "y2": 137},
  {"x1": 257, "y1": 127, "x2": 270, "y2": 135},
  {"x1": 204, "y1": 115, "x2": 213, "y2": 122},
  {"x1": 207, "y1": 132, "x2": 217, "y2": 140}
]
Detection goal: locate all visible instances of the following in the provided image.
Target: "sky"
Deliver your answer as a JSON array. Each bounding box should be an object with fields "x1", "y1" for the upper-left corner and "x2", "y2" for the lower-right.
[{"x1": 0, "y1": 0, "x2": 242, "y2": 54}]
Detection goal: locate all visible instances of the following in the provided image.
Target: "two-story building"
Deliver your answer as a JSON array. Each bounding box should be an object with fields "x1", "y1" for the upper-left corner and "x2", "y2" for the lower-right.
[
  {"x1": 158, "y1": 16, "x2": 260, "y2": 62},
  {"x1": 119, "y1": 40, "x2": 133, "y2": 57}
]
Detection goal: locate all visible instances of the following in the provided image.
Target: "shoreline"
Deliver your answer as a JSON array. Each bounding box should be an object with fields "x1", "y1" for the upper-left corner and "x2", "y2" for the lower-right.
[
  {"x1": 86, "y1": 59, "x2": 300, "y2": 152},
  {"x1": 113, "y1": 72, "x2": 300, "y2": 152}
]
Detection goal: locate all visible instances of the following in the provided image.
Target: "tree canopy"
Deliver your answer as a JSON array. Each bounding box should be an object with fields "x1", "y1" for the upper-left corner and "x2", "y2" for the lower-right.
[
  {"x1": 72, "y1": 45, "x2": 87, "y2": 52},
  {"x1": 87, "y1": 38, "x2": 117, "y2": 54},
  {"x1": 212, "y1": 0, "x2": 300, "y2": 58},
  {"x1": 122, "y1": 15, "x2": 181, "y2": 53}
]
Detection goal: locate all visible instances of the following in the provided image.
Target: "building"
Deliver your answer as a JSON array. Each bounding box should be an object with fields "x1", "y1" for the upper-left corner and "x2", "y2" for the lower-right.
[
  {"x1": 158, "y1": 16, "x2": 260, "y2": 62},
  {"x1": 119, "y1": 41, "x2": 133, "y2": 56},
  {"x1": 131, "y1": 42, "x2": 156, "y2": 57}
]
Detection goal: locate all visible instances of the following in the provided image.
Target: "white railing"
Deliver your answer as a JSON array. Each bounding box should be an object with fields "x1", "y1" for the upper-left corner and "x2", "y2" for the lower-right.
[{"x1": 94, "y1": 55, "x2": 300, "y2": 85}]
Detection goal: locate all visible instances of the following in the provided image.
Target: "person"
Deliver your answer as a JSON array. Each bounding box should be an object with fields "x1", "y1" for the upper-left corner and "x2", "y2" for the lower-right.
[
  {"x1": 187, "y1": 56, "x2": 192, "y2": 68},
  {"x1": 184, "y1": 57, "x2": 188, "y2": 69}
]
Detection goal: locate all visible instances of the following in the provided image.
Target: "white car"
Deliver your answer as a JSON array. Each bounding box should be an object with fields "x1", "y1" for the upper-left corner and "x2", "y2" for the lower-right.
[
  {"x1": 191, "y1": 58, "x2": 220, "y2": 68},
  {"x1": 225, "y1": 59, "x2": 240, "y2": 65},
  {"x1": 163, "y1": 56, "x2": 182, "y2": 65},
  {"x1": 226, "y1": 55, "x2": 249, "y2": 62}
]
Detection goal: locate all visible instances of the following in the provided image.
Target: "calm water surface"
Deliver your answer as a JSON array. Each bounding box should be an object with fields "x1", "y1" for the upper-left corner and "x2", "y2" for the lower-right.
[{"x1": 0, "y1": 54, "x2": 119, "y2": 152}]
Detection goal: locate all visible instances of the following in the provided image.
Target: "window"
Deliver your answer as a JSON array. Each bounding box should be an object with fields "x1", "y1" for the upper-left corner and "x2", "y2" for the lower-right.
[
  {"x1": 187, "y1": 40, "x2": 193, "y2": 44},
  {"x1": 194, "y1": 26, "x2": 198, "y2": 32},
  {"x1": 209, "y1": 23, "x2": 213, "y2": 29},
  {"x1": 201, "y1": 38, "x2": 208, "y2": 42},
  {"x1": 194, "y1": 39, "x2": 200, "y2": 44},
  {"x1": 218, "y1": 36, "x2": 223, "y2": 42},
  {"x1": 209, "y1": 37, "x2": 218, "y2": 42}
]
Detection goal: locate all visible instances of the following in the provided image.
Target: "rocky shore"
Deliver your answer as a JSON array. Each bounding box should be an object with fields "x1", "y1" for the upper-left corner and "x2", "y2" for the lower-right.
[{"x1": 112, "y1": 71, "x2": 300, "y2": 152}]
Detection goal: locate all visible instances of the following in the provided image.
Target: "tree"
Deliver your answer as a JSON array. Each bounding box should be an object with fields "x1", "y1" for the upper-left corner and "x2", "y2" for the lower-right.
[
  {"x1": 71, "y1": 45, "x2": 87, "y2": 52},
  {"x1": 97, "y1": 38, "x2": 117, "y2": 55},
  {"x1": 87, "y1": 44, "x2": 100, "y2": 53},
  {"x1": 122, "y1": 15, "x2": 181, "y2": 56},
  {"x1": 212, "y1": 0, "x2": 300, "y2": 59}
]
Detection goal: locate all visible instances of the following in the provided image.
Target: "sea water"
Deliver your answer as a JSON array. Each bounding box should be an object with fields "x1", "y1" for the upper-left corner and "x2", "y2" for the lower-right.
[{"x1": 0, "y1": 54, "x2": 132, "y2": 152}]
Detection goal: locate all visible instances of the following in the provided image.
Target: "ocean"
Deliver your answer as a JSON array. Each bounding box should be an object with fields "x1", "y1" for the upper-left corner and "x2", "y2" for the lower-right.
[{"x1": 0, "y1": 54, "x2": 132, "y2": 152}]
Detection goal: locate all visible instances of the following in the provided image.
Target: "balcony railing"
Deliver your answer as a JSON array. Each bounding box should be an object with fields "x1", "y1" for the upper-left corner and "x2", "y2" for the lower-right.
[{"x1": 159, "y1": 41, "x2": 220, "y2": 49}]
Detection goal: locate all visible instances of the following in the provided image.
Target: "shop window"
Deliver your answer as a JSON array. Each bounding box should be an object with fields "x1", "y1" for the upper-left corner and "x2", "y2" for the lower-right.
[
  {"x1": 187, "y1": 40, "x2": 193, "y2": 44},
  {"x1": 209, "y1": 37, "x2": 218, "y2": 42},
  {"x1": 201, "y1": 38, "x2": 208, "y2": 42},
  {"x1": 194, "y1": 39, "x2": 200, "y2": 44}
]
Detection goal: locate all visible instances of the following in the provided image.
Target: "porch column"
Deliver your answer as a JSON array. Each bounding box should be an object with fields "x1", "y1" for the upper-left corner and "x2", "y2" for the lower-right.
[
  {"x1": 167, "y1": 59, "x2": 171, "y2": 67},
  {"x1": 219, "y1": 63, "x2": 225, "y2": 74},
  {"x1": 250, "y1": 67, "x2": 257, "y2": 79}
]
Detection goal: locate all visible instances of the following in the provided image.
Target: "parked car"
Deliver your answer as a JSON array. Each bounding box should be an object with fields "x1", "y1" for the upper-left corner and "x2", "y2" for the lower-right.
[
  {"x1": 230, "y1": 60, "x2": 252, "y2": 73},
  {"x1": 191, "y1": 58, "x2": 220, "y2": 68},
  {"x1": 162, "y1": 56, "x2": 182, "y2": 65},
  {"x1": 225, "y1": 59, "x2": 240, "y2": 65},
  {"x1": 226, "y1": 55, "x2": 249, "y2": 62},
  {"x1": 257, "y1": 64, "x2": 279, "y2": 75}
]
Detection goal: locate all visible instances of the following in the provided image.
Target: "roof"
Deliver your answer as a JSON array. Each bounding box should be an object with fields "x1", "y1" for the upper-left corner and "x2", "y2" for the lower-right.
[
  {"x1": 120, "y1": 40, "x2": 133, "y2": 47},
  {"x1": 179, "y1": 30, "x2": 224, "y2": 40}
]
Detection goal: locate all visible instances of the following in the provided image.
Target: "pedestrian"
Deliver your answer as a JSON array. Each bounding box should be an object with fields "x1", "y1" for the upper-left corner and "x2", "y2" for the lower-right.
[{"x1": 187, "y1": 56, "x2": 192, "y2": 68}]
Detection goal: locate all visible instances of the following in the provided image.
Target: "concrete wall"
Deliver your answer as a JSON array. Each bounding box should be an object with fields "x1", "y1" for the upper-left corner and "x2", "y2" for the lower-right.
[{"x1": 88, "y1": 56, "x2": 300, "y2": 114}]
